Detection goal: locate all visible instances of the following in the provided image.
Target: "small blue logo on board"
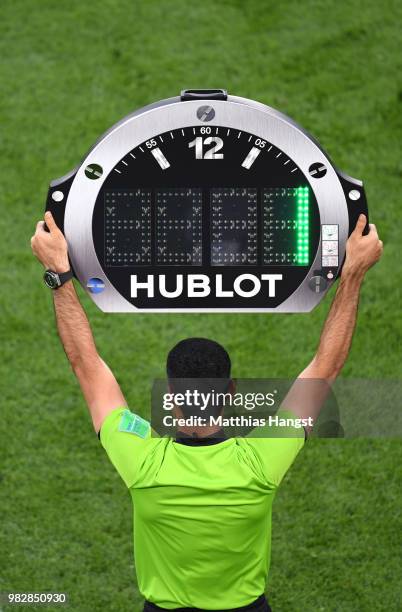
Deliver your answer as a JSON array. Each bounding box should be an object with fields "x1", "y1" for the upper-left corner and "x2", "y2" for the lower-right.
[{"x1": 87, "y1": 277, "x2": 105, "y2": 294}]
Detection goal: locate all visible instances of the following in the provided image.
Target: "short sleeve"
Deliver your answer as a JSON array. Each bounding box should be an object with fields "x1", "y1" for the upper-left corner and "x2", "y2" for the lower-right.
[
  {"x1": 239, "y1": 409, "x2": 305, "y2": 488},
  {"x1": 100, "y1": 407, "x2": 155, "y2": 488}
]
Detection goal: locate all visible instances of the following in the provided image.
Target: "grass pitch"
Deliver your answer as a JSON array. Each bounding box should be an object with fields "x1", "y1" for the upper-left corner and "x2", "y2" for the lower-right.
[{"x1": 0, "y1": 1, "x2": 401, "y2": 610}]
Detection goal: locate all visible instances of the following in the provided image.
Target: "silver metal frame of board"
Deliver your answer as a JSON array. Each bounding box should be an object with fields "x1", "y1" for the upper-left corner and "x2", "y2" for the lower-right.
[{"x1": 64, "y1": 95, "x2": 349, "y2": 312}]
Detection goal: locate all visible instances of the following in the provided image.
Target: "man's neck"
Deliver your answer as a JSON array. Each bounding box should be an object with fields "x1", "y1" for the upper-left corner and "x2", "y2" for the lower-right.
[
  {"x1": 175, "y1": 426, "x2": 226, "y2": 446},
  {"x1": 176, "y1": 424, "x2": 223, "y2": 438}
]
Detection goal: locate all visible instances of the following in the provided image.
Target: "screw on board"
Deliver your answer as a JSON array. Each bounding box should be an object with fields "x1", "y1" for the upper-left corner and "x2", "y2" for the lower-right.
[
  {"x1": 197, "y1": 106, "x2": 215, "y2": 122},
  {"x1": 308, "y1": 162, "x2": 327, "y2": 179},
  {"x1": 85, "y1": 164, "x2": 103, "y2": 180},
  {"x1": 348, "y1": 189, "x2": 361, "y2": 201},
  {"x1": 51, "y1": 191, "x2": 64, "y2": 202}
]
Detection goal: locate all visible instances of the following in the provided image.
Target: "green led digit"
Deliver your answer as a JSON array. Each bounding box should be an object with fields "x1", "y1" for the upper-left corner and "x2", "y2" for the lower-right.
[{"x1": 296, "y1": 186, "x2": 309, "y2": 265}]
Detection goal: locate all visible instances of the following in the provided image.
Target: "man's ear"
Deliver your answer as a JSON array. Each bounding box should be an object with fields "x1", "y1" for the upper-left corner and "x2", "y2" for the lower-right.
[
  {"x1": 227, "y1": 378, "x2": 236, "y2": 394},
  {"x1": 173, "y1": 405, "x2": 184, "y2": 418}
]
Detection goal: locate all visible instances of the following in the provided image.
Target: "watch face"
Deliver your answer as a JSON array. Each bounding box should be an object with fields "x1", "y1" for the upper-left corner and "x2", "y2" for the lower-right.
[
  {"x1": 44, "y1": 271, "x2": 59, "y2": 289},
  {"x1": 92, "y1": 126, "x2": 320, "y2": 309}
]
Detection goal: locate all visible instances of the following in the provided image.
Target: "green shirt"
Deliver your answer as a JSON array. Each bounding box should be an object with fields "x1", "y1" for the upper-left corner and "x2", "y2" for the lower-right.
[{"x1": 100, "y1": 407, "x2": 304, "y2": 610}]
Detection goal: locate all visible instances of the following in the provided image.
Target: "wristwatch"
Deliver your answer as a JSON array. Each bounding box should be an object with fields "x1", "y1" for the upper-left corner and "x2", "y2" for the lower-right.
[{"x1": 43, "y1": 268, "x2": 73, "y2": 289}]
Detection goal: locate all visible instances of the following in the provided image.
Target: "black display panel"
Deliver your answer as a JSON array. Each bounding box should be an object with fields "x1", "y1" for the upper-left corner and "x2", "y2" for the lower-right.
[
  {"x1": 155, "y1": 188, "x2": 202, "y2": 265},
  {"x1": 102, "y1": 186, "x2": 313, "y2": 269},
  {"x1": 92, "y1": 125, "x2": 321, "y2": 309},
  {"x1": 211, "y1": 188, "x2": 258, "y2": 266},
  {"x1": 263, "y1": 186, "x2": 310, "y2": 266},
  {"x1": 104, "y1": 190, "x2": 151, "y2": 266}
]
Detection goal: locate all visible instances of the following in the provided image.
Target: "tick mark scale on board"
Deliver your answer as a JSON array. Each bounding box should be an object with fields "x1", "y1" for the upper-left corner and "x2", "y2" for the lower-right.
[
  {"x1": 241, "y1": 147, "x2": 261, "y2": 170},
  {"x1": 151, "y1": 147, "x2": 170, "y2": 170}
]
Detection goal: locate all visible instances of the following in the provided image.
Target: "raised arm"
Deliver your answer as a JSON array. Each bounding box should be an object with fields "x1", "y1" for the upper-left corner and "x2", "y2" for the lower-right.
[
  {"x1": 31, "y1": 212, "x2": 127, "y2": 433},
  {"x1": 283, "y1": 214, "x2": 383, "y2": 431}
]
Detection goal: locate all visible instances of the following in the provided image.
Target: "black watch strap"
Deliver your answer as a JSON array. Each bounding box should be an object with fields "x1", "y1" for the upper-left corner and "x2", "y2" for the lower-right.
[{"x1": 58, "y1": 269, "x2": 73, "y2": 285}]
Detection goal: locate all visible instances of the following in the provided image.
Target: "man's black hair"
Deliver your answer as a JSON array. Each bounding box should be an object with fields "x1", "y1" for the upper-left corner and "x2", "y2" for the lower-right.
[
  {"x1": 166, "y1": 337, "x2": 231, "y2": 379},
  {"x1": 166, "y1": 338, "x2": 231, "y2": 418}
]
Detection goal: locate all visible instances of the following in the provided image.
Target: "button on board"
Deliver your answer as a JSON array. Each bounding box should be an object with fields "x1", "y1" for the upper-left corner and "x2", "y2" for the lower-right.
[
  {"x1": 322, "y1": 224, "x2": 338, "y2": 240},
  {"x1": 308, "y1": 275, "x2": 328, "y2": 293},
  {"x1": 321, "y1": 224, "x2": 339, "y2": 268},
  {"x1": 322, "y1": 241, "x2": 338, "y2": 256},
  {"x1": 322, "y1": 256, "x2": 339, "y2": 267}
]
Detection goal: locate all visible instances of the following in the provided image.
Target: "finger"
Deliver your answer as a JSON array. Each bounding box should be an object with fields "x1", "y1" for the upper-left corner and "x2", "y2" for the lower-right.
[
  {"x1": 379, "y1": 240, "x2": 383, "y2": 249},
  {"x1": 35, "y1": 220, "x2": 45, "y2": 234},
  {"x1": 353, "y1": 214, "x2": 366, "y2": 236},
  {"x1": 368, "y1": 223, "x2": 378, "y2": 237},
  {"x1": 44, "y1": 211, "x2": 59, "y2": 233}
]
